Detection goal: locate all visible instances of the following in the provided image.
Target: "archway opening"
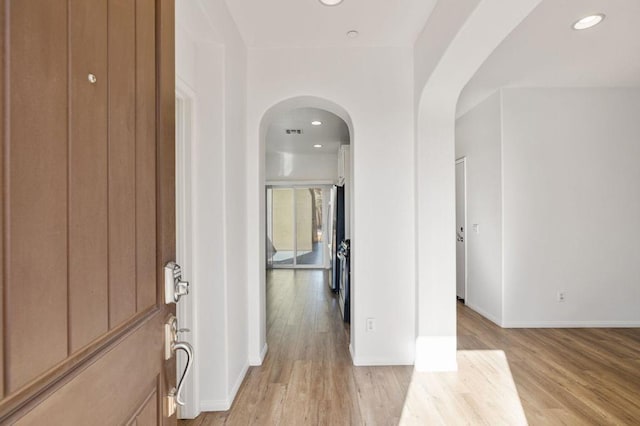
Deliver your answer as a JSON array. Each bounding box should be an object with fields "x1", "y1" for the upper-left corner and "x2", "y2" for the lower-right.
[{"x1": 253, "y1": 96, "x2": 355, "y2": 364}]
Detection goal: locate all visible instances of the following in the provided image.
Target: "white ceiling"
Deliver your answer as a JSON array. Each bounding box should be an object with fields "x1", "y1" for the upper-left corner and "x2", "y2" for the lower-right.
[
  {"x1": 224, "y1": 0, "x2": 437, "y2": 48},
  {"x1": 458, "y1": 0, "x2": 640, "y2": 117},
  {"x1": 266, "y1": 108, "x2": 350, "y2": 155}
]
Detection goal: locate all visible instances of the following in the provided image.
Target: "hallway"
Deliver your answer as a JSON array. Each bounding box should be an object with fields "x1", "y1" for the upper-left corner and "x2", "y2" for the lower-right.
[{"x1": 182, "y1": 269, "x2": 412, "y2": 424}]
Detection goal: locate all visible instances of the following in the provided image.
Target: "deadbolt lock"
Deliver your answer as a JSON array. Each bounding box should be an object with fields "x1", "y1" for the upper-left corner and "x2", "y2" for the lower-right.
[{"x1": 164, "y1": 261, "x2": 190, "y2": 304}]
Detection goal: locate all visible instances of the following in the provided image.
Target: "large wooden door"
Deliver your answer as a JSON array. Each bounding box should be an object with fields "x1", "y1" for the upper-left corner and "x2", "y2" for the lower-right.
[{"x1": 0, "y1": 0, "x2": 177, "y2": 424}]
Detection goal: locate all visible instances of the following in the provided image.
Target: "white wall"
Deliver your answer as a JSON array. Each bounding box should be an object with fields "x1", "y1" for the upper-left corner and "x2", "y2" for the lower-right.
[
  {"x1": 266, "y1": 151, "x2": 338, "y2": 182},
  {"x1": 176, "y1": 0, "x2": 248, "y2": 416},
  {"x1": 216, "y1": 1, "x2": 249, "y2": 412},
  {"x1": 247, "y1": 47, "x2": 417, "y2": 366},
  {"x1": 413, "y1": 0, "x2": 541, "y2": 371},
  {"x1": 455, "y1": 92, "x2": 503, "y2": 325},
  {"x1": 501, "y1": 88, "x2": 640, "y2": 326}
]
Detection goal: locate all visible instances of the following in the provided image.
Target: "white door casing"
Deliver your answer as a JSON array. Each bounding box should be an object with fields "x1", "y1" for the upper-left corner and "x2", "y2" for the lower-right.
[
  {"x1": 176, "y1": 80, "x2": 199, "y2": 419},
  {"x1": 455, "y1": 158, "x2": 467, "y2": 301}
]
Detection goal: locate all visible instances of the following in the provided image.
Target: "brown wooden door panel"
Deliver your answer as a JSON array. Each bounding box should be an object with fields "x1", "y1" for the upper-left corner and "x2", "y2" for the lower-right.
[
  {"x1": 129, "y1": 386, "x2": 159, "y2": 426},
  {"x1": 13, "y1": 311, "x2": 165, "y2": 426},
  {"x1": 5, "y1": 0, "x2": 70, "y2": 392},
  {"x1": 136, "y1": 0, "x2": 159, "y2": 313},
  {"x1": 157, "y1": 0, "x2": 176, "y2": 275},
  {"x1": 0, "y1": 0, "x2": 5, "y2": 401},
  {"x1": 0, "y1": 0, "x2": 176, "y2": 423},
  {"x1": 108, "y1": 0, "x2": 138, "y2": 328},
  {"x1": 68, "y1": 0, "x2": 110, "y2": 354}
]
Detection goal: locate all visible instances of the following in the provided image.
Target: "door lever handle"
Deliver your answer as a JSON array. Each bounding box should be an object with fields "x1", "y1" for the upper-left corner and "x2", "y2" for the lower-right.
[{"x1": 172, "y1": 341, "x2": 193, "y2": 407}]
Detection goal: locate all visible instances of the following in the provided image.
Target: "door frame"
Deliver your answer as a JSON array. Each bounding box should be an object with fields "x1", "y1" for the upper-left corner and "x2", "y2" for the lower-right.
[
  {"x1": 266, "y1": 183, "x2": 333, "y2": 269},
  {"x1": 175, "y1": 78, "x2": 199, "y2": 419},
  {"x1": 455, "y1": 157, "x2": 468, "y2": 304}
]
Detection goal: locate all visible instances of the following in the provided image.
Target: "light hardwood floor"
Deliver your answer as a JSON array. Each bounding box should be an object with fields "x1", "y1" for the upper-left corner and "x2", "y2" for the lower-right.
[
  {"x1": 458, "y1": 306, "x2": 640, "y2": 424},
  {"x1": 180, "y1": 270, "x2": 640, "y2": 425}
]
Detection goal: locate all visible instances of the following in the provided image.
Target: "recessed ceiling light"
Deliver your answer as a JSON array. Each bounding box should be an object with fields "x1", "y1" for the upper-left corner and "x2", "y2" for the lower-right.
[
  {"x1": 311, "y1": 121, "x2": 322, "y2": 126},
  {"x1": 346, "y1": 30, "x2": 359, "y2": 39},
  {"x1": 313, "y1": 144, "x2": 323, "y2": 148},
  {"x1": 319, "y1": 0, "x2": 343, "y2": 6},
  {"x1": 572, "y1": 14, "x2": 605, "y2": 30}
]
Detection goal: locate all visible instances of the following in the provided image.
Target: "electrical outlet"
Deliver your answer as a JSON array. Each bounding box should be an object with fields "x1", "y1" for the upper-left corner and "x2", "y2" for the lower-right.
[
  {"x1": 366, "y1": 318, "x2": 376, "y2": 332},
  {"x1": 557, "y1": 291, "x2": 566, "y2": 302}
]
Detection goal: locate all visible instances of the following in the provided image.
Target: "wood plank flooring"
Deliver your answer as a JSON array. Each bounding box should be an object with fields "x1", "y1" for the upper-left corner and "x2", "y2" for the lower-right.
[
  {"x1": 458, "y1": 307, "x2": 640, "y2": 425},
  {"x1": 181, "y1": 270, "x2": 640, "y2": 425},
  {"x1": 399, "y1": 350, "x2": 528, "y2": 425}
]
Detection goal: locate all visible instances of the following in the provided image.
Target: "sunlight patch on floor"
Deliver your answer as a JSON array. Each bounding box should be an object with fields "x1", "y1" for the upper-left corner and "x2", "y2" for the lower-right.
[{"x1": 400, "y1": 350, "x2": 528, "y2": 425}]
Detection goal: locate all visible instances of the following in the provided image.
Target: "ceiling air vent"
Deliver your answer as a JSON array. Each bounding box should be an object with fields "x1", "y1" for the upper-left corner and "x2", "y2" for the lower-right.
[{"x1": 285, "y1": 129, "x2": 303, "y2": 135}]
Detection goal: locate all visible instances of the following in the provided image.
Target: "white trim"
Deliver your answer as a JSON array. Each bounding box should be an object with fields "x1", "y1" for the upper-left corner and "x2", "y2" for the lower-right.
[
  {"x1": 198, "y1": 362, "x2": 250, "y2": 413},
  {"x1": 266, "y1": 180, "x2": 335, "y2": 186},
  {"x1": 200, "y1": 399, "x2": 232, "y2": 412},
  {"x1": 352, "y1": 356, "x2": 414, "y2": 367},
  {"x1": 499, "y1": 89, "x2": 506, "y2": 326},
  {"x1": 415, "y1": 336, "x2": 457, "y2": 372},
  {"x1": 455, "y1": 157, "x2": 468, "y2": 303},
  {"x1": 176, "y1": 76, "x2": 197, "y2": 98},
  {"x1": 502, "y1": 320, "x2": 640, "y2": 328},
  {"x1": 250, "y1": 343, "x2": 268, "y2": 366},
  {"x1": 198, "y1": 360, "x2": 250, "y2": 412},
  {"x1": 466, "y1": 302, "x2": 502, "y2": 327},
  {"x1": 220, "y1": 49, "x2": 231, "y2": 424},
  {"x1": 175, "y1": 81, "x2": 200, "y2": 420},
  {"x1": 227, "y1": 361, "x2": 250, "y2": 409}
]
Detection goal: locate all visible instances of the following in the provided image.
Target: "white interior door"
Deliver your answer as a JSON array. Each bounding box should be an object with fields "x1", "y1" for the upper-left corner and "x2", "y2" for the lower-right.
[{"x1": 455, "y1": 159, "x2": 467, "y2": 301}]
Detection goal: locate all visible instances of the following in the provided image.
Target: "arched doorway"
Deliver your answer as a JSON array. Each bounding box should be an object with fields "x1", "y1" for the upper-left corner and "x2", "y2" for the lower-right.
[
  {"x1": 249, "y1": 96, "x2": 355, "y2": 364},
  {"x1": 413, "y1": 0, "x2": 542, "y2": 371}
]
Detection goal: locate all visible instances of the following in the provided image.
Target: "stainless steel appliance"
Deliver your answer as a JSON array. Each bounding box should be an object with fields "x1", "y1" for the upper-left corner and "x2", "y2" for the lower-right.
[
  {"x1": 330, "y1": 185, "x2": 345, "y2": 292},
  {"x1": 336, "y1": 239, "x2": 351, "y2": 323}
]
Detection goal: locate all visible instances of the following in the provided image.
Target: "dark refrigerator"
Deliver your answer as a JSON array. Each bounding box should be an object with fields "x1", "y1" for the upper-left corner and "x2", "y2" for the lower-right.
[{"x1": 330, "y1": 185, "x2": 345, "y2": 292}]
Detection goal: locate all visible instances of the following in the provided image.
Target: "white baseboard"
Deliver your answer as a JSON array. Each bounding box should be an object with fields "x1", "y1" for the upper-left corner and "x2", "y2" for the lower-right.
[
  {"x1": 352, "y1": 356, "x2": 414, "y2": 366},
  {"x1": 349, "y1": 344, "x2": 413, "y2": 367},
  {"x1": 200, "y1": 399, "x2": 231, "y2": 412},
  {"x1": 350, "y1": 342, "x2": 414, "y2": 366},
  {"x1": 228, "y1": 362, "x2": 249, "y2": 407},
  {"x1": 502, "y1": 320, "x2": 640, "y2": 328},
  {"x1": 249, "y1": 343, "x2": 268, "y2": 366},
  {"x1": 466, "y1": 302, "x2": 640, "y2": 328},
  {"x1": 415, "y1": 336, "x2": 457, "y2": 372},
  {"x1": 351, "y1": 345, "x2": 414, "y2": 366},
  {"x1": 199, "y1": 361, "x2": 250, "y2": 413},
  {"x1": 466, "y1": 302, "x2": 503, "y2": 327},
  {"x1": 259, "y1": 343, "x2": 268, "y2": 363}
]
